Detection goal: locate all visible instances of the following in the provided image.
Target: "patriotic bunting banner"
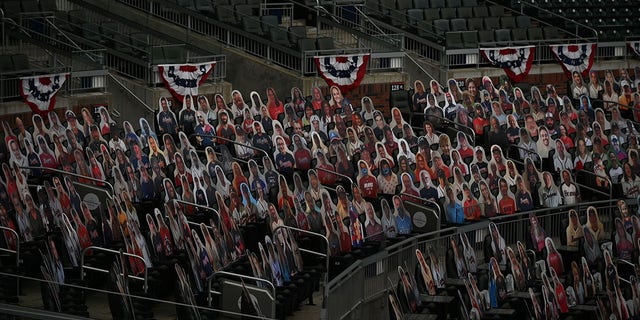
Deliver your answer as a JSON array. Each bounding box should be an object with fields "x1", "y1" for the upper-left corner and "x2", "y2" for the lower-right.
[
  {"x1": 480, "y1": 46, "x2": 535, "y2": 83},
  {"x1": 158, "y1": 62, "x2": 216, "y2": 102},
  {"x1": 314, "y1": 54, "x2": 370, "y2": 92},
  {"x1": 549, "y1": 43, "x2": 596, "y2": 79},
  {"x1": 628, "y1": 41, "x2": 640, "y2": 58},
  {"x1": 20, "y1": 73, "x2": 69, "y2": 117}
]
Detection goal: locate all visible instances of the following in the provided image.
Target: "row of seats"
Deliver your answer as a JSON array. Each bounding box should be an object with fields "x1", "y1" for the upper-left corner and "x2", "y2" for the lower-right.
[
  {"x1": 423, "y1": 16, "x2": 532, "y2": 35},
  {"x1": 530, "y1": 0, "x2": 639, "y2": 9},
  {"x1": 379, "y1": 0, "x2": 480, "y2": 10},
  {"x1": 444, "y1": 27, "x2": 558, "y2": 48},
  {"x1": 176, "y1": 0, "x2": 262, "y2": 14},
  {"x1": 1, "y1": 0, "x2": 57, "y2": 16}
]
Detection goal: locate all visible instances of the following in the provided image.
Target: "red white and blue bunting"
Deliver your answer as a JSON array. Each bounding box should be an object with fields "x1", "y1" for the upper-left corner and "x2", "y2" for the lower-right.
[
  {"x1": 19, "y1": 73, "x2": 69, "y2": 117},
  {"x1": 628, "y1": 41, "x2": 640, "y2": 58},
  {"x1": 480, "y1": 46, "x2": 535, "y2": 83},
  {"x1": 158, "y1": 62, "x2": 216, "y2": 102},
  {"x1": 314, "y1": 54, "x2": 370, "y2": 92},
  {"x1": 549, "y1": 43, "x2": 596, "y2": 79}
]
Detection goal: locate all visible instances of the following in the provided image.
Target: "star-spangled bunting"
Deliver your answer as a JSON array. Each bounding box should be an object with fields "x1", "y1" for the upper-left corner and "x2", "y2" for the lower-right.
[
  {"x1": 628, "y1": 41, "x2": 640, "y2": 58},
  {"x1": 158, "y1": 62, "x2": 216, "y2": 102},
  {"x1": 549, "y1": 43, "x2": 596, "y2": 79},
  {"x1": 19, "y1": 73, "x2": 69, "y2": 117},
  {"x1": 480, "y1": 46, "x2": 535, "y2": 83},
  {"x1": 314, "y1": 54, "x2": 370, "y2": 92}
]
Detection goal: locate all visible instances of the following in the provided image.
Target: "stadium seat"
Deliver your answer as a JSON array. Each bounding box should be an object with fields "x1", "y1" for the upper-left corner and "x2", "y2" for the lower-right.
[
  {"x1": 297, "y1": 38, "x2": 317, "y2": 52},
  {"x1": 381, "y1": 0, "x2": 395, "y2": 14},
  {"x1": 289, "y1": 26, "x2": 307, "y2": 43},
  {"x1": 269, "y1": 27, "x2": 292, "y2": 47},
  {"x1": 462, "y1": 0, "x2": 477, "y2": 6},
  {"x1": 101, "y1": 21, "x2": 119, "y2": 41},
  {"x1": 151, "y1": 46, "x2": 166, "y2": 64},
  {"x1": 397, "y1": 0, "x2": 413, "y2": 10},
  {"x1": 446, "y1": 0, "x2": 462, "y2": 7},
  {"x1": 489, "y1": 6, "x2": 504, "y2": 16},
  {"x1": 527, "y1": 28, "x2": 543, "y2": 41},
  {"x1": 433, "y1": 19, "x2": 450, "y2": 35},
  {"x1": 461, "y1": 30, "x2": 478, "y2": 48},
  {"x1": 235, "y1": 4, "x2": 255, "y2": 19},
  {"x1": 216, "y1": 5, "x2": 238, "y2": 24},
  {"x1": 414, "y1": 0, "x2": 430, "y2": 9},
  {"x1": 516, "y1": 15, "x2": 531, "y2": 28},
  {"x1": 21, "y1": 0, "x2": 40, "y2": 13},
  {"x1": 431, "y1": 0, "x2": 445, "y2": 8},
  {"x1": 483, "y1": 17, "x2": 499, "y2": 29},
  {"x1": 194, "y1": 0, "x2": 215, "y2": 14},
  {"x1": 316, "y1": 37, "x2": 335, "y2": 50},
  {"x1": 543, "y1": 26, "x2": 560, "y2": 40},
  {"x1": 457, "y1": 7, "x2": 473, "y2": 18},
  {"x1": 365, "y1": 0, "x2": 381, "y2": 14},
  {"x1": 478, "y1": 30, "x2": 494, "y2": 43},
  {"x1": 113, "y1": 34, "x2": 134, "y2": 55},
  {"x1": 260, "y1": 15, "x2": 279, "y2": 32},
  {"x1": 177, "y1": 0, "x2": 196, "y2": 10},
  {"x1": 424, "y1": 9, "x2": 440, "y2": 23},
  {"x1": 390, "y1": 10, "x2": 406, "y2": 27},
  {"x1": 417, "y1": 20, "x2": 436, "y2": 37},
  {"x1": 500, "y1": 16, "x2": 516, "y2": 29},
  {"x1": 242, "y1": 16, "x2": 265, "y2": 36},
  {"x1": 511, "y1": 28, "x2": 527, "y2": 42},
  {"x1": 407, "y1": 9, "x2": 424, "y2": 25},
  {"x1": 450, "y1": 18, "x2": 467, "y2": 31},
  {"x1": 467, "y1": 17, "x2": 483, "y2": 30},
  {"x1": 440, "y1": 7, "x2": 456, "y2": 19},
  {"x1": 212, "y1": 0, "x2": 231, "y2": 5},
  {"x1": 446, "y1": 32, "x2": 464, "y2": 49},
  {"x1": 130, "y1": 32, "x2": 148, "y2": 50},
  {"x1": 81, "y1": 22, "x2": 102, "y2": 43},
  {"x1": 494, "y1": 29, "x2": 511, "y2": 45},
  {"x1": 473, "y1": 6, "x2": 488, "y2": 17},
  {"x1": 0, "y1": 55, "x2": 14, "y2": 72}
]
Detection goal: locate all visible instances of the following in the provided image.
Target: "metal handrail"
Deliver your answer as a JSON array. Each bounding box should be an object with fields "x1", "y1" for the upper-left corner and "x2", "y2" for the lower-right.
[
  {"x1": 107, "y1": 73, "x2": 155, "y2": 114},
  {"x1": 174, "y1": 199, "x2": 220, "y2": 220},
  {"x1": 272, "y1": 225, "x2": 330, "y2": 320},
  {"x1": 314, "y1": 165, "x2": 355, "y2": 187},
  {"x1": 189, "y1": 133, "x2": 271, "y2": 162},
  {"x1": 507, "y1": 144, "x2": 544, "y2": 171},
  {"x1": 80, "y1": 246, "x2": 149, "y2": 292},
  {"x1": 351, "y1": 5, "x2": 400, "y2": 46},
  {"x1": 20, "y1": 166, "x2": 115, "y2": 195},
  {"x1": 42, "y1": 16, "x2": 97, "y2": 63},
  {"x1": 575, "y1": 169, "x2": 613, "y2": 200},
  {"x1": 209, "y1": 270, "x2": 276, "y2": 317},
  {"x1": 414, "y1": 113, "x2": 476, "y2": 146},
  {"x1": 404, "y1": 52, "x2": 439, "y2": 84}
]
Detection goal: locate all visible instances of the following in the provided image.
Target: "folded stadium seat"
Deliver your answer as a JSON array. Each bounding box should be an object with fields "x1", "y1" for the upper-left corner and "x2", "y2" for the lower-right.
[
  {"x1": 413, "y1": 0, "x2": 429, "y2": 9},
  {"x1": 269, "y1": 27, "x2": 291, "y2": 47},
  {"x1": 40, "y1": 0, "x2": 58, "y2": 12},
  {"x1": 477, "y1": 29, "x2": 494, "y2": 43},
  {"x1": 365, "y1": 0, "x2": 381, "y2": 16},
  {"x1": 316, "y1": 37, "x2": 334, "y2": 50},
  {"x1": 489, "y1": 5, "x2": 504, "y2": 16},
  {"x1": 467, "y1": 17, "x2": 483, "y2": 30},
  {"x1": 527, "y1": 27, "x2": 543, "y2": 40},
  {"x1": 216, "y1": 5, "x2": 238, "y2": 24},
  {"x1": 297, "y1": 38, "x2": 316, "y2": 51},
  {"x1": 194, "y1": 0, "x2": 215, "y2": 15},
  {"x1": 462, "y1": 0, "x2": 477, "y2": 5},
  {"x1": 390, "y1": 9, "x2": 406, "y2": 27},
  {"x1": 457, "y1": 7, "x2": 473, "y2": 18},
  {"x1": 245, "y1": 0, "x2": 262, "y2": 9},
  {"x1": 446, "y1": 0, "x2": 461, "y2": 7},
  {"x1": 473, "y1": 6, "x2": 488, "y2": 17},
  {"x1": 417, "y1": 20, "x2": 436, "y2": 38},
  {"x1": 483, "y1": 16, "x2": 499, "y2": 29},
  {"x1": 236, "y1": 4, "x2": 256, "y2": 22},
  {"x1": 0, "y1": 55, "x2": 13, "y2": 72},
  {"x1": 511, "y1": 28, "x2": 527, "y2": 42},
  {"x1": 407, "y1": 9, "x2": 424, "y2": 25},
  {"x1": 424, "y1": 9, "x2": 440, "y2": 24},
  {"x1": 440, "y1": 7, "x2": 456, "y2": 19},
  {"x1": 11, "y1": 54, "x2": 30, "y2": 71},
  {"x1": 499, "y1": 16, "x2": 516, "y2": 29},
  {"x1": 164, "y1": 46, "x2": 186, "y2": 62},
  {"x1": 450, "y1": 18, "x2": 467, "y2": 31},
  {"x1": 381, "y1": 0, "x2": 395, "y2": 15},
  {"x1": 261, "y1": 15, "x2": 279, "y2": 33},
  {"x1": 242, "y1": 16, "x2": 265, "y2": 36},
  {"x1": 288, "y1": 25, "x2": 307, "y2": 43},
  {"x1": 515, "y1": 15, "x2": 531, "y2": 28},
  {"x1": 176, "y1": 0, "x2": 196, "y2": 10},
  {"x1": 461, "y1": 30, "x2": 478, "y2": 48},
  {"x1": 543, "y1": 26, "x2": 560, "y2": 40},
  {"x1": 397, "y1": 0, "x2": 413, "y2": 10},
  {"x1": 446, "y1": 32, "x2": 464, "y2": 49},
  {"x1": 433, "y1": 19, "x2": 450, "y2": 36},
  {"x1": 431, "y1": 0, "x2": 445, "y2": 8}
]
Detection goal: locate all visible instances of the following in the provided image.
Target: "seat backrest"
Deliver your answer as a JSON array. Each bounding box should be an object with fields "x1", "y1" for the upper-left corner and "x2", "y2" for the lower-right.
[
  {"x1": 462, "y1": 0, "x2": 477, "y2": 6},
  {"x1": 297, "y1": 38, "x2": 316, "y2": 52},
  {"x1": 511, "y1": 28, "x2": 527, "y2": 41},
  {"x1": 457, "y1": 6, "x2": 473, "y2": 18},
  {"x1": 527, "y1": 28, "x2": 543, "y2": 41},
  {"x1": 431, "y1": 0, "x2": 445, "y2": 8},
  {"x1": 424, "y1": 8, "x2": 440, "y2": 21},
  {"x1": 440, "y1": 7, "x2": 456, "y2": 19},
  {"x1": 316, "y1": 37, "x2": 335, "y2": 50},
  {"x1": 494, "y1": 29, "x2": 511, "y2": 44},
  {"x1": 461, "y1": 30, "x2": 478, "y2": 48},
  {"x1": 269, "y1": 27, "x2": 291, "y2": 46},
  {"x1": 446, "y1": 31, "x2": 464, "y2": 49},
  {"x1": 450, "y1": 18, "x2": 467, "y2": 31},
  {"x1": 516, "y1": 15, "x2": 531, "y2": 28},
  {"x1": 261, "y1": 15, "x2": 279, "y2": 32},
  {"x1": 39, "y1": 0, "x2": 58, "y2": 12},
  {"x1": 483, "y1": 16, "x2": 499, "y2": 29},
  {"x1": 478, "y1": 30, "x2": 494, "y2": 43},
  {"x1": 397, "y1": 0, "x2": 413, "y2": 10},
  {"x1": 22, "y1": 0, "x2": 40, "y2": 13},
  {"x1": 489, "y1": 6, "x2": 504, "y2": 16},
  {"x1": 433, "y1": 19, "x2": 450, "y2": 35},
  {"x1": 473, "y1": 6, "x2": 488, "y2": 17},
  {"x1": 467, "y1": 17, "x2": 483, "y2": 30},
  {"x1": 407, "y1": 9, "x2": 424, "y2": 24},
  {"x1": 0, "y1": 55, "x2": 14, "y2": 72},
  {"x1": 446, "y1": 0, "x2": 461, "y2": 7},
  {"x1": 499, "y1": 16, "x2": 516, "y2": 29},
  {"x1": 413, "y1": 0, "x2": 429, "y2": 9}
]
